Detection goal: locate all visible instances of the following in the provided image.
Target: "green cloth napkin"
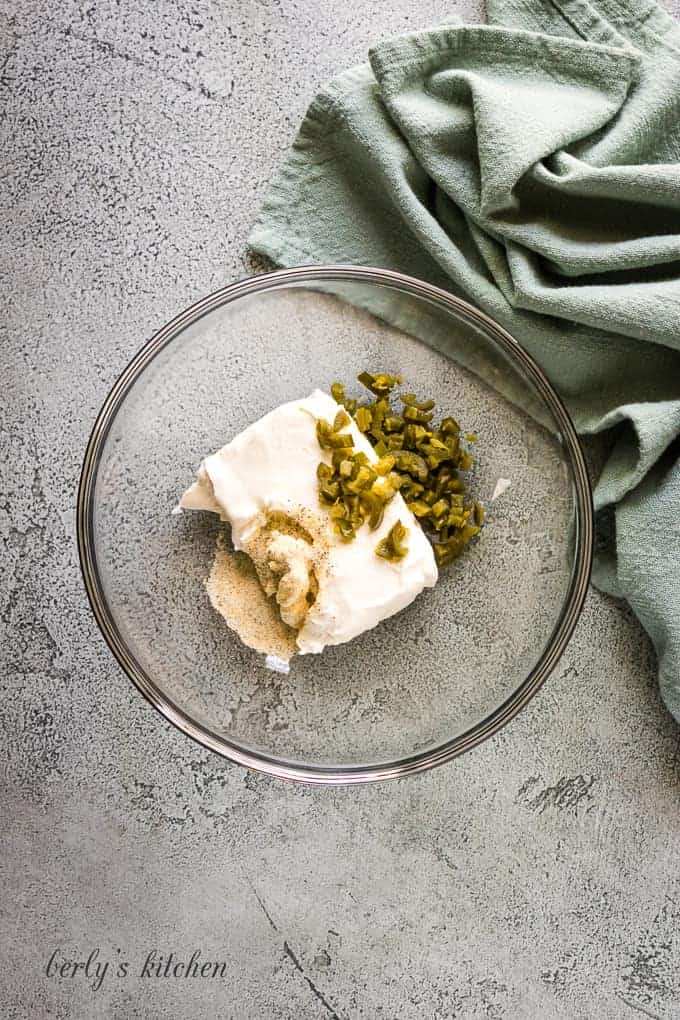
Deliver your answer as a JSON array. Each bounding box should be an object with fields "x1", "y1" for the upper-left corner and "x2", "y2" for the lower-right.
[{"x1": 249, "y1": 0, "x2": 680, "y2": 720}]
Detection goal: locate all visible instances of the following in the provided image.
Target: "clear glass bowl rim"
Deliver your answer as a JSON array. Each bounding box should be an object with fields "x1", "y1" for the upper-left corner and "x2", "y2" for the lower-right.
[{"x1": 77, "y1": 265, "x2": 594, "y2": 785}]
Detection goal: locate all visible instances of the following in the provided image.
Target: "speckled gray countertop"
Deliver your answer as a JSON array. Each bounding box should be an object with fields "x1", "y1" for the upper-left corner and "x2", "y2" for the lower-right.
[{"x1": 3, "y1": 2, "x2": 680, "y2": 1018}]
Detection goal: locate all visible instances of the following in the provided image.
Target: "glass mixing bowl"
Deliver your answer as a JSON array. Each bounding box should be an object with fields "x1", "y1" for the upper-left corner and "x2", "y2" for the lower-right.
[{"x1": 78, "y1": 266, "x2": 592, "y2": 784}]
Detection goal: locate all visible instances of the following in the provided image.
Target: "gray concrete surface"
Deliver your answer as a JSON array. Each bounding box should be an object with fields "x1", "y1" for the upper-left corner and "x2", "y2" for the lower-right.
[{"x1": 2, "y1": 1, "x2": 680, "y2": 1017}]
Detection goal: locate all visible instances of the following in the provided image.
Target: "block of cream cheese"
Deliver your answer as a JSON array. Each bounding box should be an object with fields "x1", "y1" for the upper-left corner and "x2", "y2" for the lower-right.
[{"x1": 179, "y1": 389, "x2": 438, "y2": 656}]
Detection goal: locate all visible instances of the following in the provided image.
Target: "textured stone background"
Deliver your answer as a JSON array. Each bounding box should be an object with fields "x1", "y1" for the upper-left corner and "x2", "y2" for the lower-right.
[{"x1": 2, "y1": 1, "x2": 680, "y2": 1017}]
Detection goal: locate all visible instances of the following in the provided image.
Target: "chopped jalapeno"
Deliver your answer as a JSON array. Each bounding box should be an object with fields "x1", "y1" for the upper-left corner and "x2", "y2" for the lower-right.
[
  {"x1": 331, "y1": 447, "x2": 354, "y2": 468},
  {"x1": 403, "y1": 405, "x2": 434, "y2": 424},
  {"x1": 312, "y1": 374, "x2": 483, "y2": 563},
  {"x1": 345, "y1": 465, "x2": 375, "y2": 493},
  {"x1": 374, "y1": 454, "x2": 396, "y2": 476},
  {"x1": 407, "y1": 500, "x2": 431, "y2": 517},
  {"x1": 440, "y1": 417, "x2": 460, "y2": 435},
  {"x1": 392, "y1": 450, "x2": 429, "y2": 482},
  {"x1": 360, "y1": 490, "x2": 386, "y2": 531},
  {"x1": 375, "y1": 520, "x2": 410, "y2": 562},
  {"x1": 358, "y1": 371, "x2": 403, "y2": 397},
  {"x1": 430, "y1": 498, "x2": 449, "y2": 519},
  {"x1": 354, "y1": 406, "x2": 372, "y2": 432},
  {"x1": 399, "y1": 394, "x2": 436, "y2": 412},
  {"x1": 333, "y1": 409, "x2": 351, "y2": 431}
]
